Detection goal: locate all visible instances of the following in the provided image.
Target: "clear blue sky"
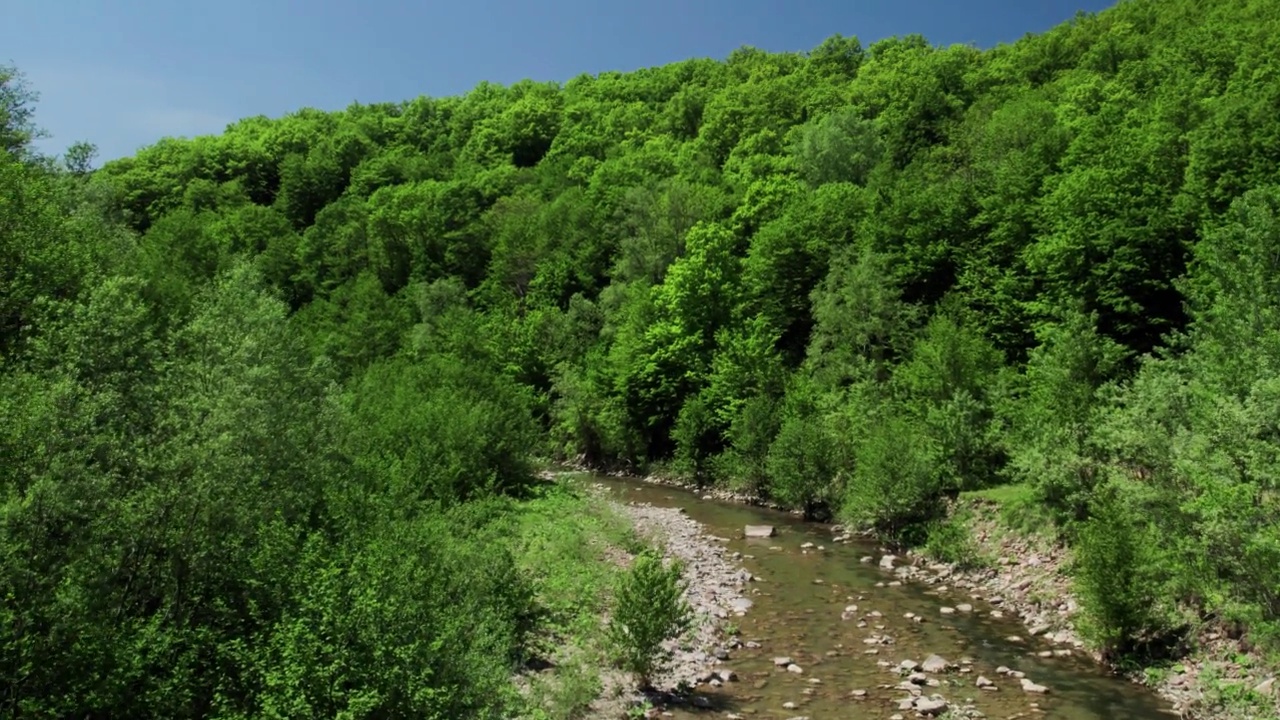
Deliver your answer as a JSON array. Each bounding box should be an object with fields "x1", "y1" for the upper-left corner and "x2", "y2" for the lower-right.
[{"x1": 3, "y1": 0, "x2": 1116, "y2": 162}]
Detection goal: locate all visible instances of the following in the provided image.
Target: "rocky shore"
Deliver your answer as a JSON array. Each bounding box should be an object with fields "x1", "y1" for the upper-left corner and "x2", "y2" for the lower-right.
[
  {"x1": 886, "y1": 500, "x2": 1278, "y2": 720},
  {"x1": 564, "y1": 469, "x2": 1276, "y2": 719},
  {"x1": 577, "y1": 483, "x2": 756, "y2": 716},
  {"x1": 617, "y1": 500, "x2": 756, "y2": 691},
  {"x1": 707, "y1": 472, "x2": 1274, "y2": 719}
]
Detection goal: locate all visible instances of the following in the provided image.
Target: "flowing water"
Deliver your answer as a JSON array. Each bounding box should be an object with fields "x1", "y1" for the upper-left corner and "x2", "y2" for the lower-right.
[{"x1": 593, "y1": 475, "x2": 1177, "y2": 720}]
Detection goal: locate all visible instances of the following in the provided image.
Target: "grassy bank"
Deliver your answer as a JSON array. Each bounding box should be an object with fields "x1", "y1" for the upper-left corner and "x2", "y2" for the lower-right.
[
  {"x1": 925, "y1": 485, "x2": 1280, "y2": 720},
  {"x1": 506, "y1": 479, "x2": 641, "y2": 719}
]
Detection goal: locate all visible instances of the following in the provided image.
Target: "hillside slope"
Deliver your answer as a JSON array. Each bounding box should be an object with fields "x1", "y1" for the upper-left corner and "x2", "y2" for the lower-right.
[{"x1": 3, "y1": 0, "x2": 1280, "y2": 716}]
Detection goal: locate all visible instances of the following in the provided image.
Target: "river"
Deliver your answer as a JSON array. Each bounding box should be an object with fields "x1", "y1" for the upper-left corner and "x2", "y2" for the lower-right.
[{"x1": 593, "y1": 474, "x2": 1178, "y2": 720}]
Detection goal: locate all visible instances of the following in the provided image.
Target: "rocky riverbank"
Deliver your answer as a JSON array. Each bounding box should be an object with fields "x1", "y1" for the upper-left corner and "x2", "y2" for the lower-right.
[
  {"x1": 617, "y1": 499, "x2": 757, "y2": 692},
  {"x1": 571, "y1": 480, "x2": 757, "y2": 717},
  {"x1": 894, "y1": 499, "x2": 1279, "y2": 720},
  {"x1": 564, "y1": 468, "x2": 1277, "y2": 718}
]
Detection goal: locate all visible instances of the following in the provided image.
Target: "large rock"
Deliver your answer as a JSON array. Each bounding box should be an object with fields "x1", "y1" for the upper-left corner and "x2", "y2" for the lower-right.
[
  {"x1": 921, "y1": 654, "x2": 951, "y2": 674},
  {"x1": 1020, "y1": 677, "x2": 1050, "y2": 694},
  {"x1": 915, "y1": 697, "x2": 949, "y2": 715},
  {"x1": 745, "y1": 525, "x2": 776, "y2": 538},
  {"x1": 880, "y1": 555, "x2": 898, "y2": 569}
]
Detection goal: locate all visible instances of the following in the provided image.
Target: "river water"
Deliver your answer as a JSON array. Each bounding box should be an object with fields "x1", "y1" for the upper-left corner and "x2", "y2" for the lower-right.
[{"x1": 593, "y1": 475, "x2": 1177, "y2": 720}]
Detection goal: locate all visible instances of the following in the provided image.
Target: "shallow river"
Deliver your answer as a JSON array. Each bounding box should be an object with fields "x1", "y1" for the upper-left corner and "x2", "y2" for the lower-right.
[{"x1": 593, "y1": 475, "x2": 1177, "y2": 720}]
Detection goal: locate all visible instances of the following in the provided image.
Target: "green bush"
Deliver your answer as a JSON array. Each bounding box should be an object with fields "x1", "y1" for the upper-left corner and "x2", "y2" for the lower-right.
[
  {"x1": 923, "y1": 515, "x2": 982, "y2": 569},
  {"x1": 607, "y1": 551, "x2": 692, "y2": 687},
  {"x1": 1073, "y1": 482, "x2": 1169, "y2": 663},
  {"x1": 841, "y1": 410, "x2": 943, "y2": 542}
]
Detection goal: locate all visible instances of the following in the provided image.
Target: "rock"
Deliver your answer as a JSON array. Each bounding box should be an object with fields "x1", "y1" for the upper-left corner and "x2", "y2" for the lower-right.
[
  {"x1": 787, "y1": 663, "x2": 804, "y2": 674},
  {"x1": 773, "y1": 656, "x2": 793, "y2": 666},
  {"x1": 996, "y1": 666, "x2": 1011, "y2": 675},
  {"x1": 880, "y1": 555, "x2": 898, "y2": 570},
  {"x1": 713, "y1": 647, "x2": 730, "y2": 660},
  {"x1": 915, "y1": 697, "x2": 949, "y2": 715},
  {"x1": 976, "y1": 676, "x2": 995, "y2": 689},
  {"x1": 956, "y1": 603, "x2": 973, "y2": 612},
  {"x1": 715, "y1": 668, "x2": 738, "y2": 682},
  {"x1": 850, "y1": 689, "x2": 867, "y2": 697},
  {"x1": 1254, "y1": 677, "x2": 1275, "y2": 696},
  {"x1": 800, "y1": 541, "x2": 815, "y2": 549},
  {"x1": 860, "y1": 555, "x2": 874, "y2": 563},
  {"x1": 807, "y1": 677, "x2": 821, "y2": 684},
  {"x1": 940, "y1": 606, "x2": 956, "y2": 615},
  {"x1": 899, "y1": 659, "x2": 920, "y2": 672},
  {"x1": 921, "y1": 654, "x2": 950, "y2": 674},
  {"x1": 1029, "y1": 623, "x2": 1052, "y2": 636},
  {"x1": 1020, "y1": 678, "x2": 1050, "y2": 694},
  {"x1": 1006, "y1": 635, "x2": 1024, "y2": 643},
  {"x1": 745, "y1": 525, "x2": 776, "y2": 538},
  {"x1": 782, "y1": 701, "x2": 798, "y2": 709},
  {"x1": 908, "y1": 672, "x2": 929, "y2": 684}
]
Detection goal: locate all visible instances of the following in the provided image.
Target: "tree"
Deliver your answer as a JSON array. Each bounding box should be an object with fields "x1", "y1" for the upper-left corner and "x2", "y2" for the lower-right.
[{"x1": 0, "y1": 64, "x2": 44, "y2": 159}]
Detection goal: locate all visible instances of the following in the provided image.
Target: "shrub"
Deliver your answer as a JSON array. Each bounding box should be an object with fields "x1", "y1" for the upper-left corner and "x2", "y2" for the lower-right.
[
  {"x1": 1073, "y1": 482, "x2": 1168, "y2": 663},
  {"x1": 607, "y1": 551, "x2": 692, "y2": 687}
]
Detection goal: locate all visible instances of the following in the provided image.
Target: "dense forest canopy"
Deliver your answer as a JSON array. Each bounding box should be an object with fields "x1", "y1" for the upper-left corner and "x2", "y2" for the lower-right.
[{"x1": 4, "y1": 0, "x2": 1280, "y2": 715}]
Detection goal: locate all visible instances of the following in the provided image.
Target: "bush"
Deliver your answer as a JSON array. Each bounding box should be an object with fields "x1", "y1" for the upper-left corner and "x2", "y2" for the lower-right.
[
  {"x1": 1073, "y1": 482, "x2": 1169, "y2": 663},
  {"x1": 841, "y1": 410, "x2": 943, "y2": 543},
  {"x1": 923, "y1": 514, "x2": 982, "y2": 569},
  {"x1": 607, "y1": 551, "x2": 692, "y2": 687}
]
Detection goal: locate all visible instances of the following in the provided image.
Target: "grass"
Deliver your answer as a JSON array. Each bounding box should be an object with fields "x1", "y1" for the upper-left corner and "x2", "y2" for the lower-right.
[
  {"x1": 506, "y1": 478, "x2": 643, "y2": 719},
  {"x1": 960, "y1": 482, "x2": 1056, "y2": 535}
]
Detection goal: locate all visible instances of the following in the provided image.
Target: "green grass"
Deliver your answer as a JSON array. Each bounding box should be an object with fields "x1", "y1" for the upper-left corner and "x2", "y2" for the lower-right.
[
  {"x1": 960, "y1": 482, "x2": 1055, "y2": 534},
  {"x1": 507, "y1": 479, "x2": 644, "y2": 719}
]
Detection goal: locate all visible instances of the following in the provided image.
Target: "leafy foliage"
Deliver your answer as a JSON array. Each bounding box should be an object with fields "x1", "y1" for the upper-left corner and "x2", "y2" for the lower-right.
[
  {"x1": 607, "y1": 552, "x2": 692, "y2": 686},
  {"x1": 6, "y1": 0, "x2": 1280, "y2": 712}
]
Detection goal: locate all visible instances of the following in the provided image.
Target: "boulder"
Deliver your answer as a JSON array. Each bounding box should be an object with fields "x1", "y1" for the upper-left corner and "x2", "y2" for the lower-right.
[
  {"x1": 1020, "y1": 678, "x2": 1050, "y2": 694},
  {"x1": 745, "y1": 525, "x2": 776, "y2": 538},
  {"x1": 915, "y1": 697, "x2": 949, "y2": 715},
  {"x1": 921, "y1": 654, "x2": 950, "y2": 674}
]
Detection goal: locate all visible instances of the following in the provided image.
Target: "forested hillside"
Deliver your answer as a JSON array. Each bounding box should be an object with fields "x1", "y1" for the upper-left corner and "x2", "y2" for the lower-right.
[{"x1": 5, "y1": 0, "x2": 1280, "y2": 715}]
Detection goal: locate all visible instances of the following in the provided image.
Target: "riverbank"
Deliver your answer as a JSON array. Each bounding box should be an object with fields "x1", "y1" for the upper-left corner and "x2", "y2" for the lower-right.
[
  {"x1": 920, "y1": 492, "x2": 1280, "y2": 720},
  {"x1": 514, "y1": 472, "x2": 756, "y2": 719},
  {"x1": 584, "y1": 466, "x2": 1278, "y2": 720}
]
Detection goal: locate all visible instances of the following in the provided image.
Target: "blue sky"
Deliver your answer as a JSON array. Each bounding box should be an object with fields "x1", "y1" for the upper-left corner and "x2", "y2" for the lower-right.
[{"x1": 3, "y1": 0, "x2": 1116, "y2": 163}]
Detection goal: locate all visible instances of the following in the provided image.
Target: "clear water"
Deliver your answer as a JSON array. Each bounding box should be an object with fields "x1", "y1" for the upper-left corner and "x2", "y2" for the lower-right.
[{"x1": 593, "y1": 475, "x2": 1177, "y2": 720}]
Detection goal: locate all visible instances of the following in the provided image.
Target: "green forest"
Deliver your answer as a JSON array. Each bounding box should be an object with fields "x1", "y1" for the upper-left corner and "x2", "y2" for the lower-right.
[{"x1": 4, "y1": 0, "x2": 1280, "y2": 715}]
